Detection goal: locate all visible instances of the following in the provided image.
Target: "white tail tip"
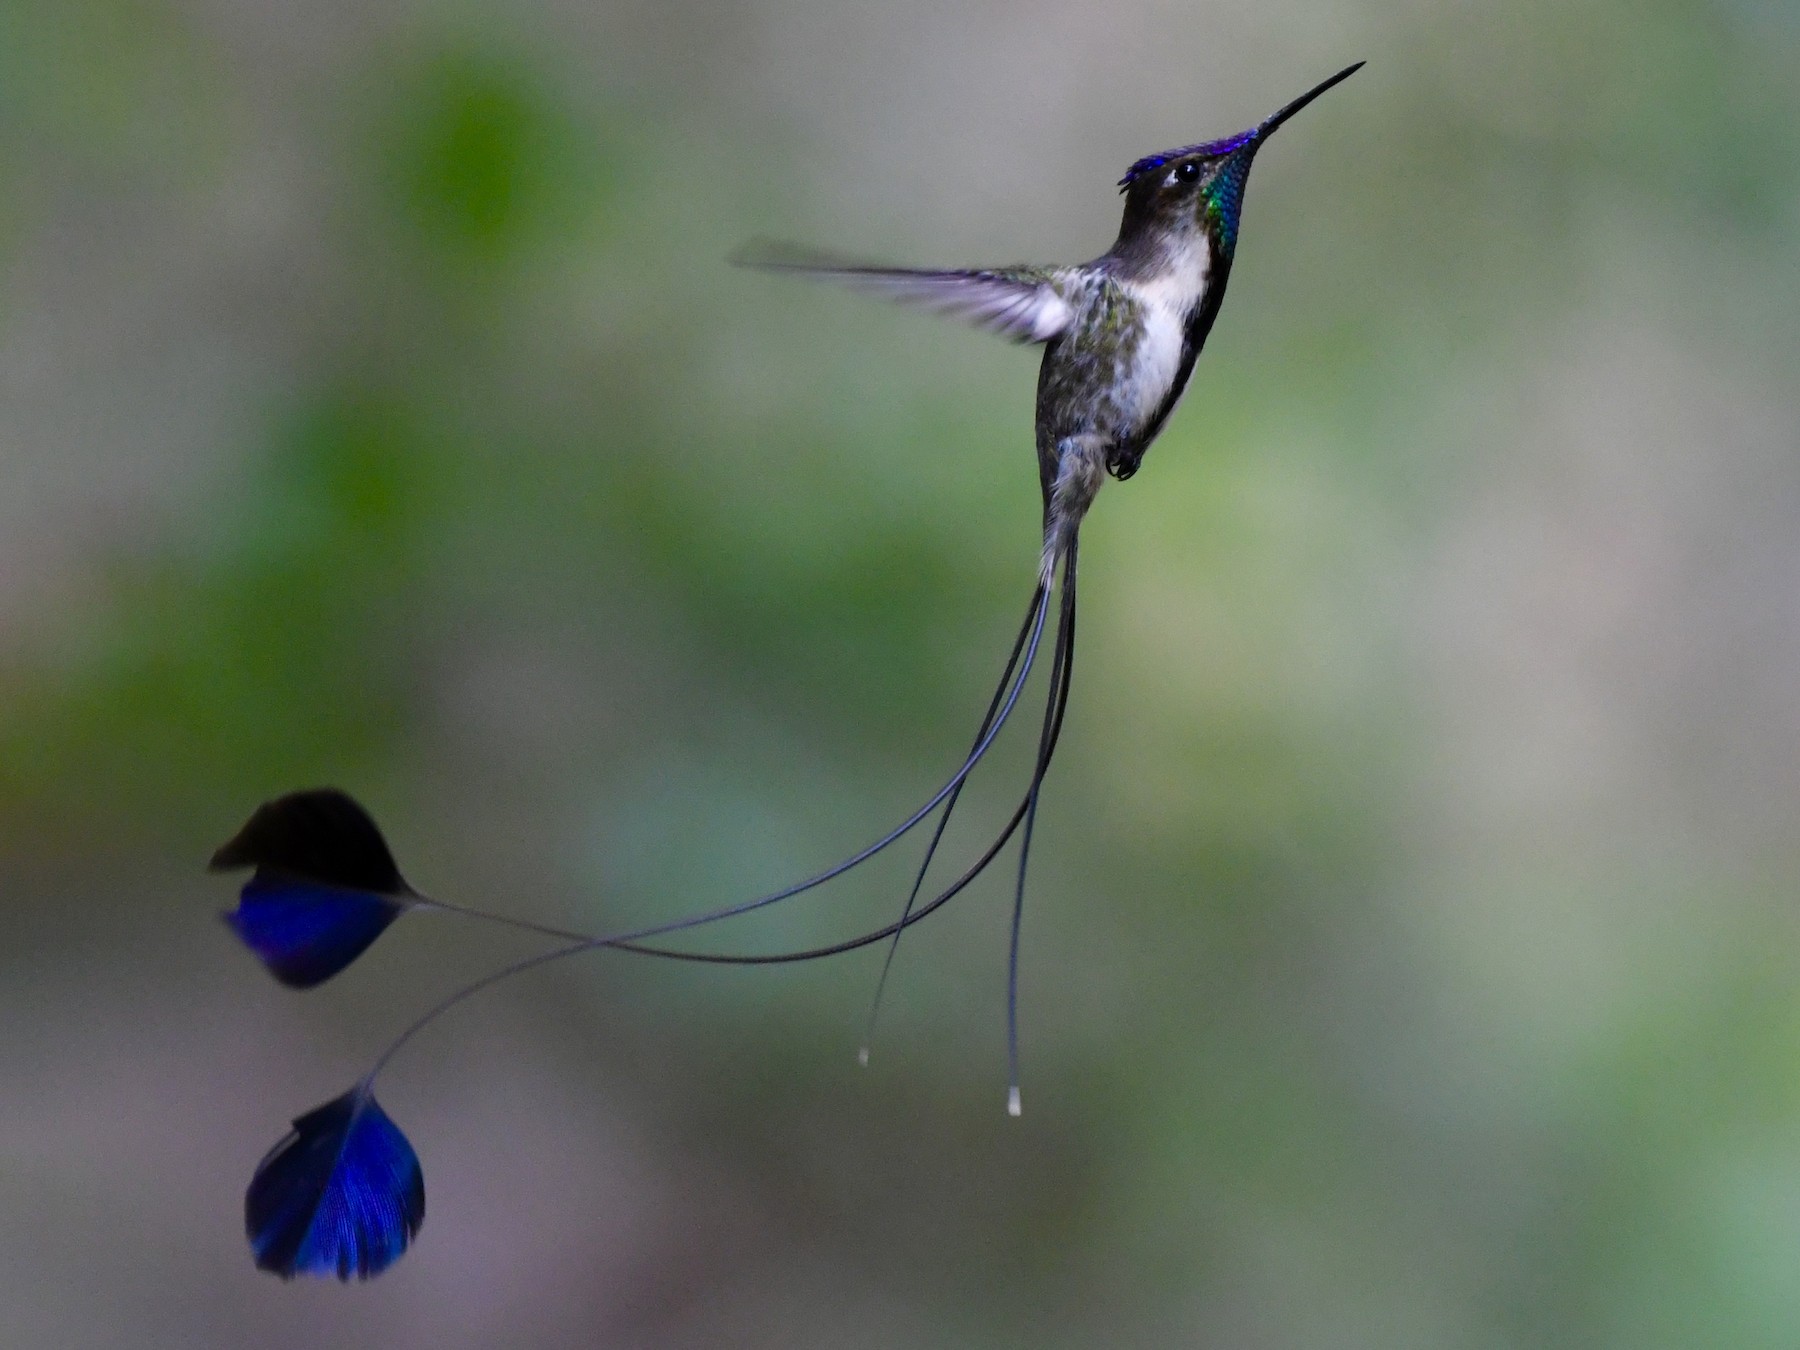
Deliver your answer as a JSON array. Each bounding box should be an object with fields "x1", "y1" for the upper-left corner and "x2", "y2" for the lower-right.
[
  {"x1": 857, "y1": 1046, "x2": 870, "y2": 1068},
  {"x1": 1007, "y1": 1086, "x2": 1022, "y2": 1117}
]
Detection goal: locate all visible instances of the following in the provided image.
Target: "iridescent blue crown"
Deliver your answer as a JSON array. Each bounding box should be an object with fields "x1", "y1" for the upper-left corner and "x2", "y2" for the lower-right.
[{"x1": 1117, "y1": 129, "x2": 1257, "y2": 189}]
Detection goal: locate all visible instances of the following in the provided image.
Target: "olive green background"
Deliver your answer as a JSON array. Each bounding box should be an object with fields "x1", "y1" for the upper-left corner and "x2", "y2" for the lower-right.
[{"x1": 3, "y1": 0, "x2": 1800, "y2": 1344}]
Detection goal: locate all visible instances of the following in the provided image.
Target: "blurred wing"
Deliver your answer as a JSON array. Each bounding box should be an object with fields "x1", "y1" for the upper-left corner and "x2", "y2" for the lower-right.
[{"x1": 738, "y1": 245, "x2": 1077, "y2": 344}]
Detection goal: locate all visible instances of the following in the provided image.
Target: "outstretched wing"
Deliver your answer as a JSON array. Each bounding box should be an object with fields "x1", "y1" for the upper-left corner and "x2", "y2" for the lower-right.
[{"x1": 736, "y1": 244, "x2": 1078, "y2": 345}]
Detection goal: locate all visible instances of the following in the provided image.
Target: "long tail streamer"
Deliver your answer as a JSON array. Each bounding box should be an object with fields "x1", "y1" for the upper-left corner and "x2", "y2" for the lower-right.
[
  {"x1": 234, "y1": 555, "x2": 1083, "y2": 1279},
  {"x1": 359, "y1": 546, "x2": 1082, "y2": 1102}
]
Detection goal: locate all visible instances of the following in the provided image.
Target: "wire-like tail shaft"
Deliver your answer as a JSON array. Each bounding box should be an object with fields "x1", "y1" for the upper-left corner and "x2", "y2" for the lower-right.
[
  {"x1": 1005, "y1": 536, "x2": 1078, "y2": 1115},
  {"x1": 367, "y1": 551, "x2": 1084, "y2": 1094},
  {"x1": 858, "y1": 585, "x2": 1044, "y2": 1064},
  {"x1": 424, "y1": 583, "x2": 1051, "y2": 950}
]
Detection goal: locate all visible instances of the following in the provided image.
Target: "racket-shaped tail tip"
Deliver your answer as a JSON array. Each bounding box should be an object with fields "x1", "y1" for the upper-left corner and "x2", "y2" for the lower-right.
[
  {"x1": 246, "y1": 1087, "x2": 424, "y2": 1280},
  {"x1": 222, "y1": 882, "x2": 408, "y2": 989},
  {"x1": 213, "y1": 789, "x2": 415, "y2": 987}
]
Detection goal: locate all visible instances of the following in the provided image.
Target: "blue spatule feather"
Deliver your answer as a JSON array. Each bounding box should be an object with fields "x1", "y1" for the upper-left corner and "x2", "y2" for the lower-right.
[
  {"x1": 246, "y1": 1087, "x2": 425, "y2": 1280},
  {"x1": 223, "y1": 878, "x2": 408, "y2": 988},
  {"x1": 212, "y1": 790, "x2": 417, "y2": 987}
]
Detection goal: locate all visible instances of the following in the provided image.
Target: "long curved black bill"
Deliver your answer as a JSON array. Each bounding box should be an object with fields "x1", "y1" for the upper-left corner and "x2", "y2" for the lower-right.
[{"x1": 1258, "y1": 61, "x2": 1364, "y2": 138}]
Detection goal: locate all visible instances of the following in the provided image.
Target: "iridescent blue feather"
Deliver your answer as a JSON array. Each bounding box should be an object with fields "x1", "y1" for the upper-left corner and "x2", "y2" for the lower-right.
[
  {"x1": 246, "y1": 1088, "x2": 424, "y2": 1280},
  {"x1": 223, "y1": 878, "x2": 406, "y2": 988},
  {"x1": 212, "y1": 789, "x2": 415, "y2": 986},
  {"x1": 1117, "y1": 130, "x2": 1256, "y2": 188}
]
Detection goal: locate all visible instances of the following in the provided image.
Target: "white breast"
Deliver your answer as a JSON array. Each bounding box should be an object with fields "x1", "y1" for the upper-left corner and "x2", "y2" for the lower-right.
[
  {"x1": 1135, "y1": 303, "x2": 1185, "y2": 419},
  {"x1": 1118, "y1": 240, "x2": 1209, "y2": 430}
]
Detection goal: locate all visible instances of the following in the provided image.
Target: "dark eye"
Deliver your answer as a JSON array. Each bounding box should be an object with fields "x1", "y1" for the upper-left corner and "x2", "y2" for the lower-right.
[{"x1": 1174, "y1": 161, "x2": 1200, "y2": 184}]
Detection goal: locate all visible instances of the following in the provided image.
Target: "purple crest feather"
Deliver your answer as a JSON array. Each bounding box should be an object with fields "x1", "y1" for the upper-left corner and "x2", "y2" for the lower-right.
[{"x1": 1117, "y1": 129, "x2": 1257, "y2": 190}]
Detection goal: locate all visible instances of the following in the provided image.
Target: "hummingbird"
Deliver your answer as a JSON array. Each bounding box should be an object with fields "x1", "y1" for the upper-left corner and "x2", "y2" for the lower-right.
[
  {"x1": 739, "y1": 60, "x2": 1366, "y2": 1109},
  {"x1": 215, "y1": 65, "x2": 1365, "y2": 1280},
  {"x1": 747, "y1": 61, "x2": 1363, "y2": 579}
]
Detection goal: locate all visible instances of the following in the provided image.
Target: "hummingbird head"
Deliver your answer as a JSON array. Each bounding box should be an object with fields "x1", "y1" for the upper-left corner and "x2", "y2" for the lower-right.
[{"x1": 1114, "y1": 62, "x2": 1363, "y2": 266}]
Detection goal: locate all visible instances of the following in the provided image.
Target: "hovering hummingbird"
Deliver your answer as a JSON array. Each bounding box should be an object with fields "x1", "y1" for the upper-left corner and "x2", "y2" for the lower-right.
[
  {"x1": 749, "y1": 61, "x2": 1363, "y2": 573},
  {"x1": 739, "y1": 59, "x2": 1366, "y2": 1108},
  {"x1": 217, "y1": 64, "x2": 1364, "y2": 1280}
]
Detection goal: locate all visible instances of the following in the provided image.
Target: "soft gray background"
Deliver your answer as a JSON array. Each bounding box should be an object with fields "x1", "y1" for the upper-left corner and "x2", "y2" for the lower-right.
[{"x1": 4, "y1": 0, "x2": 1800, "y2": 1344}]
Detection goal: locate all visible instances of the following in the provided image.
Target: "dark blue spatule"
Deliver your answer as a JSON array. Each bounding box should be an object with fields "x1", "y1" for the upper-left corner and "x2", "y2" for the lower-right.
[
  {"x1": 212, "y1": 789, "x2": 418, "y2": 988},
  {"x1": 246, "y1": 1086, "x2": 424, "y2": 1280}
]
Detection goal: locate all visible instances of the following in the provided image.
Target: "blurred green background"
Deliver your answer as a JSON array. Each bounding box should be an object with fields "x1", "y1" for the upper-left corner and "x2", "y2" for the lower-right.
[{"x1": 4, "y1": 0, "x2": 1800, "y2": 1344}]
